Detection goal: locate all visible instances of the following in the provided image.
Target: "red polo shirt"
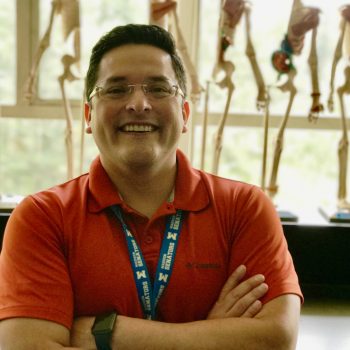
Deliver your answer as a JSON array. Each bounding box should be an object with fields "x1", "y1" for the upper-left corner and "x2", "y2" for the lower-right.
[{"x1": 0, "y1": 150, "x2": 302, "y2": 329}]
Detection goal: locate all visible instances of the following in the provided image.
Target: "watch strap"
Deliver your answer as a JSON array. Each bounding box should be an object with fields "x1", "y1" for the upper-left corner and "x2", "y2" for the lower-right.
[
  {"x1": 92, "y1": 312, "x2": 117, "y2": 350},
  {"x1": 93, "y1": 332, "x2": 113, "y2": 350}
]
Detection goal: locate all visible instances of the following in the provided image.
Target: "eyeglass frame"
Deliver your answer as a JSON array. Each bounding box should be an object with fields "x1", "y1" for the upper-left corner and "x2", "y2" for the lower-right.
[{"x1": 88, "y1": 81, "x2": 185, "y2": 102}]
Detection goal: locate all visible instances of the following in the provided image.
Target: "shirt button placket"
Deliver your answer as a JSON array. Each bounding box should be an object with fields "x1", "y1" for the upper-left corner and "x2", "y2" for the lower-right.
[{"x1": 166, "y1": 203, "x2": 173, "y2": 211}]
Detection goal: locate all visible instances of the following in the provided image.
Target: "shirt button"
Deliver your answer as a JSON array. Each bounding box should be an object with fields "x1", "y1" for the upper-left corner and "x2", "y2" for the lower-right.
[
  {"x1": 166, "y1": 204, "x2": 172, "y2": 210},
  {"x1": 145, "y1": 235, "x2": 153, "y2": 244}
]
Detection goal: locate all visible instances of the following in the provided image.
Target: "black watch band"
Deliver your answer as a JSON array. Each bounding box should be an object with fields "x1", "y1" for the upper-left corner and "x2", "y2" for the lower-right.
[
  {"x1": 93, "y1": 332, "x2": 113, "y2": 350},
  {"x1": 92, "y1": 312, "x2": 117, "y2": 350}
]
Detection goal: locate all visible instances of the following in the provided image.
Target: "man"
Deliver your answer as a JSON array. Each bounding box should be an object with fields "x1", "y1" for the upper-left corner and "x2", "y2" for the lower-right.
[{"x1": 0, "y1": 24, "x2": 302, "y2": 349}]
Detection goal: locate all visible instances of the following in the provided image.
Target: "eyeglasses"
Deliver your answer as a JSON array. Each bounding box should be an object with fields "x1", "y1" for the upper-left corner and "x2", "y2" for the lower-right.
[{"x1": 88, "y1": 81, "x2": 184, "y2": 102}]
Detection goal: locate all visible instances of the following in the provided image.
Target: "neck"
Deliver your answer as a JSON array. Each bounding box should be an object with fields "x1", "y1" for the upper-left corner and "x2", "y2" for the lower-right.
[{"x1": 103, "y1": 158, "x2": 177, "y2": 218}]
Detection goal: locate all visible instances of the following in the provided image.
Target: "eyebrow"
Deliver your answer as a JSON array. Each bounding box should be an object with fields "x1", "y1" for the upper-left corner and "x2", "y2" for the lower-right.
[
  {"x1": 144, "y1": 76, "x2": 172, "y2": 83},
  {"x1": 99, "y1": 76, "x2": 173, "y2": 86}
]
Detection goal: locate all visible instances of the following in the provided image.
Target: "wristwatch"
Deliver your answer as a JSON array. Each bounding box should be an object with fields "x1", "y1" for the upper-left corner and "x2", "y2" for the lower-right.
[{"x1": 91, "y1": 311, "x2": 117, "y2": 350}]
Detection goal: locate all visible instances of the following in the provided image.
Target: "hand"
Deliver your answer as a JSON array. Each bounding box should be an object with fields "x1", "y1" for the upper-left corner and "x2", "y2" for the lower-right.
[
  {"x1": 207, "y1": 265, "x2": 268, "y2": 320},
  {"x1": 70, "y1": 316, "x2": 96, "y2": 349}
]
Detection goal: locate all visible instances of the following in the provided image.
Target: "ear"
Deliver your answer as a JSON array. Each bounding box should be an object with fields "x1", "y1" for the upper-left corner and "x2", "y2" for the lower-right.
[
  {"x1": 181, "y1": 100, "x2": 190, "y2": 133},
  {"x1": 84, "y1": 103, "x2": 92, "y2": 134}
]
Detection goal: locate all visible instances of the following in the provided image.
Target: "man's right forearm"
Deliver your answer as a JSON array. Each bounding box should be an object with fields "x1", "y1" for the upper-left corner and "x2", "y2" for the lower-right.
[{"x1": 0, "y1": 318, "x2": 80, "y2": 350}]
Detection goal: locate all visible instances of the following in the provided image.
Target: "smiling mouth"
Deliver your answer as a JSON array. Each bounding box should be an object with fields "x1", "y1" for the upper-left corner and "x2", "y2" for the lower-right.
[{"x1": 120, "y1": 124, "x2": 157, "y2": 133}]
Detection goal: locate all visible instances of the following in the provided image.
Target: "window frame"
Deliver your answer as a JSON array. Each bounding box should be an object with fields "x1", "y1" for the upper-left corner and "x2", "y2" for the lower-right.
[
  {"x1": 1, "y1": 0, "x2": 80, "y2": 119},
  {"x1": 1, "y1": 0, "x2": 344, "y2": 137}
]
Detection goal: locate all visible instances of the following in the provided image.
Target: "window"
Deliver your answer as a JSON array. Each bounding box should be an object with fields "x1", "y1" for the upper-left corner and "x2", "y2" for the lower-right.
[
  {"x1": 0, "y1": 0, "x2": 348, "y2": 222},
  {"x1": 193, "y1": 0, "x2": 350, "y2": 219},
  {"x1": 197, "y1": 0, "x2": 348, "y2": 115},
  {"x1": 0, "y1": 0, "x2": 194, "y2": 199},
  {"x1": 0, "y1": 0, "x2": 151, "y2": 198}
]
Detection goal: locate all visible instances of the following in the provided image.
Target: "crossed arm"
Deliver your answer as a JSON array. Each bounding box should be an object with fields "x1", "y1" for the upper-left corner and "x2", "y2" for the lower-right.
[{"x1": 0, "y1": 266, "x2": 301, "y2": 350}]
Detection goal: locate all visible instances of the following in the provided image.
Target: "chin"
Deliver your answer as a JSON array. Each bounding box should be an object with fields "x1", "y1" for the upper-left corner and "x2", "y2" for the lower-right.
[{"x1": 122, "y1": 148, "x2": 159, "y2": 167}]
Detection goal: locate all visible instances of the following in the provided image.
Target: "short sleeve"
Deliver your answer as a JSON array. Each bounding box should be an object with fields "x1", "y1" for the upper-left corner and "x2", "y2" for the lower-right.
[
  {"x1": 229, "y1": 186, "x2": 303, "y2": 304},
  {"x1": 0, "y1": 195, "x2": 73, "y2": 329}
]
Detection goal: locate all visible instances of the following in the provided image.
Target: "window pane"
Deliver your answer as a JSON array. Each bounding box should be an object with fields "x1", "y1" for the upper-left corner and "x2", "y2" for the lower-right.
[
  {"x1": 198, "y1": 0, "x2": 349, "y2": 117},
  {"x1": 38, "y1": 0, "x2": 149, "y2": 100},
  {"x1": 195, "y1": 0, "x2": 350, "y2": 219},
  {"x1": 0, "y1": 0, "x2": 16, "y2": 104},
  {"x1": 0, "y1": 1, "x2": 150, "y2": 199},
  {"x1": 0, "y1": 117, "x2": 98, "y2": 197},
  {"x1": 193, "y1": 125, "x2": 339, "y2": 217},
  {"x1": 0, "y1": 118, "x2": 97, "y2": 195}
]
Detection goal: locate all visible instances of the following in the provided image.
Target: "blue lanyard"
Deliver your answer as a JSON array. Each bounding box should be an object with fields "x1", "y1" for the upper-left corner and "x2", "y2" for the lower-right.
[{"x1": 111, "y1": 205, "x2": 183, "y2": 320}]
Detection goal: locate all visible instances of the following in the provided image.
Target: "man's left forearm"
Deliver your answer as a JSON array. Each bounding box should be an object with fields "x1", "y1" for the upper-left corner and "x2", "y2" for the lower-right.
[{"x1": 72, "y1": 295, "x2": 300, "y2": 350}]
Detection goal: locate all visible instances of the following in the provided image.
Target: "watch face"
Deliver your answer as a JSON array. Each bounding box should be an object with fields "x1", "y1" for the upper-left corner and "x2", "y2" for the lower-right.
[{"x1": 92, "y1": 312, "x2": 117, "y2": 334}]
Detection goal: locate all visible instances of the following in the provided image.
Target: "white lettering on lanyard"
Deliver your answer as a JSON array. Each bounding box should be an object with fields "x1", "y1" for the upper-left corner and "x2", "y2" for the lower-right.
[{"x1": 111, "y1": 205, "x2": 184, "y2": 320}]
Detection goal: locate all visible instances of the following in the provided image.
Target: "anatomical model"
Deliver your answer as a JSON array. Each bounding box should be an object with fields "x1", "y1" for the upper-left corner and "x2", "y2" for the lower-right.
[
  {"x1": 150, "y1": 0, "x2": 203, "y2": 104},
  {"x1": 211, "y1": 0, "x2": 267, "y2": 175},
  {"x1": 24, "y1": 0, "x2": 81, "y2": 180},
  {"x1": 267, "y1": 0, "x2": 322, "y2": 200},
  {"x1": 328, "y1": 5, "x2": 350, "y2": 210}
]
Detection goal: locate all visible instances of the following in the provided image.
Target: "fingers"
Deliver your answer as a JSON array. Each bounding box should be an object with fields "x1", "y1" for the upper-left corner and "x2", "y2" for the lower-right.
[
  {"x1": 241, "y1": 300, "x2": 263, "y2": 318},
  {"x1": 207, "y1": 266, "x2": 269, "y2": 320},
  {"x1": 229, "y1": 274, "x2": 266, "y2": 306},
  {"x1": 217, "y1": 265, "x2": 247, "y2": 300},
  {"x1": 228, "y1": 280, "x2": 268, "y2": 318}
]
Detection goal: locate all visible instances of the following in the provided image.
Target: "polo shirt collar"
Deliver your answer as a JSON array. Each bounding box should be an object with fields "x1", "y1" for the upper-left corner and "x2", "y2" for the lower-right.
[
  {"x1": 173, "y1": 149, "x2": 209, "y2": 212},
  {"x1": 88, "y1": 150, "x2": 209, "y2": 213},
  {"x1": 88, "y1": 157, "x2": 123, "y2": 213}
]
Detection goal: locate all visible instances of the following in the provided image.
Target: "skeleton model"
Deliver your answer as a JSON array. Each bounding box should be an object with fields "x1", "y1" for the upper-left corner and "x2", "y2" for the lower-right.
[
  {"x1": 150, "y1": 0, "x2": 204, "y2": 163},
  {"x1": 211, "y1": 0, "x2": 267, "y2": 175},
  {"x1": 150, "y1": 0, "x2": 203, "y2": 104},
  {"x1": 267, "y1": 0, "x2": 322, "y2": 200},
  {"x1": 328, "y1": 5, "x2": 350, "y2": 210},
  {"x1": 24, "y1": 0, "x2": 81, "y2": 180}
]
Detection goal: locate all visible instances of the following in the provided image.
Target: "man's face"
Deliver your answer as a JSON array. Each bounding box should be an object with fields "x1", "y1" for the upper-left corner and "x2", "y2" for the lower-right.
[{"x1": 85, "y1": 44, "x2": 189, "y2": 171}]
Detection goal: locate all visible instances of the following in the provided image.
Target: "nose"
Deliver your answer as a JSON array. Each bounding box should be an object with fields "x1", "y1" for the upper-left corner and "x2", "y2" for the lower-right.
[{"x1": 125, "y1": 87, "x2": 152, "y2": 112}]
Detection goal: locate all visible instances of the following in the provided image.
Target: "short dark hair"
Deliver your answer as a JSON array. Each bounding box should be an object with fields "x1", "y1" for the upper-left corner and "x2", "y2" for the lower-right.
[{"x1": 85, "y1": 24, "x2": 187, "y2": 101}]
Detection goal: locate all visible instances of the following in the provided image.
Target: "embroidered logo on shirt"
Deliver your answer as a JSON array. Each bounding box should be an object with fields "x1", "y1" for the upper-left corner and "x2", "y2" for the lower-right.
[{"x1": 185, "y1": 262, "x2": 221, "y2": 269}]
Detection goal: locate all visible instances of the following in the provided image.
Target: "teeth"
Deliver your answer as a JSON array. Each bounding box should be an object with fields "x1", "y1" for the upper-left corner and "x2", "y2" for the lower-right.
[{"x1": 123, "y1": 125, "x2": 155, "y2": 132}]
